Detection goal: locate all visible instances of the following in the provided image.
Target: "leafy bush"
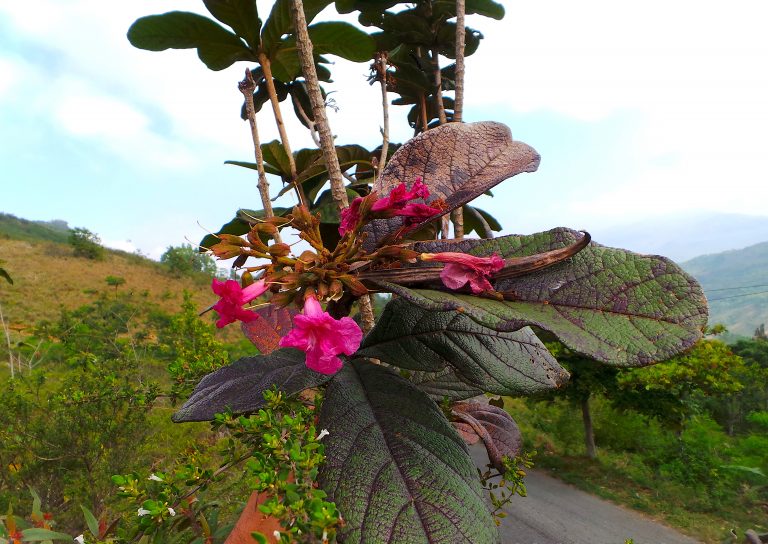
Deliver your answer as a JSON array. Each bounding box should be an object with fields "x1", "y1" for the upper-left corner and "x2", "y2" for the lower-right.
[
  {"x1": 68, "y1": 227, "x2": 104, "y2": 260},
  {"x1": 160, "y1": 244, "x2": 217, "y2": 278}
]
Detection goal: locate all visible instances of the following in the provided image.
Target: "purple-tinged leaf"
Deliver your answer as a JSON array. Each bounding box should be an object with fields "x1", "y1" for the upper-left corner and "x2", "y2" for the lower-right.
[
  {"x1": 361, "y1": 121, "x2": 539, "y2": 250},
  {"x1": 452, "y1": 401, "x2": 522, "y2": 472},
  {"x1": 359, "y1": 297, "x2": 569, "y2": 396},
  {"x1": 172, "y1": 349, "x2": 330, "y2": 422},
  {"x1": 241, "y1": 304, "x2": 298, "y2": 354},
  {"x1": 376, "y1": 228, "x2": 708, "y2": 367},
  {"x1": 319, "y1": 359, "x2": 499, "y2": 543},
  {"x1": 407, "y1": 366, "x2": 483, "y2": 401}
]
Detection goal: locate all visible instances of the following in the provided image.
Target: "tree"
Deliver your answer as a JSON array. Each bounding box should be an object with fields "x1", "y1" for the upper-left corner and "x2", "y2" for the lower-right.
[
  {"x1": 68, "y1": 227, "x2": 104, "y2": 260},
  {"x1": 160, "y1": 244, "x2": 217, "y2": 277}
]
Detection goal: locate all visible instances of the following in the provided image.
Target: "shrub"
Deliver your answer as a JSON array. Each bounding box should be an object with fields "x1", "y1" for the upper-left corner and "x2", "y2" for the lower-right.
[{"x1": 68, "y1": 227, "x2": 104, "y2": 260}]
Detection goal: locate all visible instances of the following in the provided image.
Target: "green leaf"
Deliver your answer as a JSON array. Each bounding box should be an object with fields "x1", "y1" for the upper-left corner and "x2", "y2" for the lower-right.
[
  {"x1": 362, "y1": 121, "x2": 540, "y2": 250},
  {"x1": 173, "y1": 349, "x2": 331, "y2": 422},
  {"x1": 261, "y1": 0, "x2": 332, "y2": 54},
  {"x1": 223, "y1": 160, "x2": 283, "y2": 177},
  {"x1": 407, "y1": 366, "x2": 483, "y2": 401},
  {"x1": 127, "y1": 12, "x2": 255, "y2": 71},
  {"x1": 20, "y1": 528, "x2": 73, "y2": 541},
  {"x1": 383, "y1": 228, "x2": 708, "y2": 367},
  {"x1": 319, "y1": 360, "x2": 499, "y2": 543},
  {"x1": 80, "y1": 506, "x2": 99, "y2": 537},
  {"x1": 306, "y1": 22, "x2": 375, "y2": 62},
  {"x1": 296, "y1": 144, "x2": 373, "y2": 185},
  {"x1": 359, "y1": 297, "x2": 569, "y2": 396},
  {"x1": 462, "y1": 205, "x2": 502, "y2": 238},
  {"x1": 202, "y1": 0, "x2": 262, "y2": 48}
]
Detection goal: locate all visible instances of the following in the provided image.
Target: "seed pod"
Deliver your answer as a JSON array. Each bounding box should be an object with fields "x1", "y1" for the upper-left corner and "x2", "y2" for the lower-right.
[{"x1": 267, "y1": 243, "x2": 291, "y2": 258}]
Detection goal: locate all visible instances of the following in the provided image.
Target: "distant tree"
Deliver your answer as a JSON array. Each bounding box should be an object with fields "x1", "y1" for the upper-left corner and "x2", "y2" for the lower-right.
[
  {"x1": 617, "y1": 339, "x2": 745, "y2": 434},
  {"x1": 160, "y1": 244, "x2": 217, "y2": 277},
  {"x1": 540, "y1": 341, "x2": 619, "y2": 459},
  {"x1": 68, "y1": 227, "x2": 104, "y2": 260},
  {"x1": 755, "y1": 323, "x2": 766, "y2": 340},
  {"x1": 105, "y1": 275, "x2": 126, "y2": 290}
]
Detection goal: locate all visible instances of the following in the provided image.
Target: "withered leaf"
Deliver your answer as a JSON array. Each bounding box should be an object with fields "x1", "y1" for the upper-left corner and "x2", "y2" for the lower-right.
[
  {"x1": 241, "y1": 304, "x2": 298, "y2": 354},
  {"x1": 452, "y1": 401, "x2": 523, "y2": 472}
]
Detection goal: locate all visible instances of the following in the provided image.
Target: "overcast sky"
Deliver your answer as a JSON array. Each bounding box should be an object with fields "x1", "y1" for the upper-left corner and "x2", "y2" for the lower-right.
[{"x1": 1, "y1": 0, "x2": 766, "y2": 260}]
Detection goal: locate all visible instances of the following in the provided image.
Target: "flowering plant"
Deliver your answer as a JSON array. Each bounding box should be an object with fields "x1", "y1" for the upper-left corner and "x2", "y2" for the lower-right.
[{"x1": 129, "y1": 0, "x2": 708, "y2": 542}]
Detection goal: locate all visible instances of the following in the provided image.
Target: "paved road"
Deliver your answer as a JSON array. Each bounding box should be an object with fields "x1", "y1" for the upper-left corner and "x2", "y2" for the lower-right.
[{"x1": 469, "y1": 445, "x2": 702, "y2": 544}]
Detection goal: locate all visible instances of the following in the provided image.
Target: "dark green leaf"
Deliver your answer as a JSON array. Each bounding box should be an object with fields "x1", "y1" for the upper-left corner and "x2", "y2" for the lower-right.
[
  {"x1": 383, "y1": 228, "x2": 708, "y2": 367},
  {"x1": 463, "y1": 205, "x2": 501, "y2": 238},
  {"x1": 261, "y1": 0, "x2": 332, "y2": 54},
  {"x1": 173, "y1": 349, "x2": 331, "y2": 422},
  {"x1": 306, "y1": 22, "x2": 375, "y2": 62},
  {"x1": 127, "y1": 12, "x2": 255, "y2": 71},
  {"x1": 0, "y1": 267, "x2": 12, "y2": 284},
  {"x1": 359, "y1": 297, "x2": 569, "y2": 396},
  {"x1": 319, "y1": 360, "x2": 499, "y2": 543},
  {"x1": 203, "y1": 0, "x2": 262, "y2": 48},
  {"x1": 407, "y1": 367, "x2": 483, "y2": 401}
]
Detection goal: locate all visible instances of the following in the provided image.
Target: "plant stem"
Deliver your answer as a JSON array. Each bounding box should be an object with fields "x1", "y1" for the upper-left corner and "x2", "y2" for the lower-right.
[
  {"x1": 290, "y1": 0, "x2": 348, "y2": 209},
  {"x1": 239, "y1": 69, "x2": 282, "y2": 244},
  {"x1": 454, "y1": 0, "x2": 466, "y2": 123},
  {"x1": 431, "y1": 48, "x2": 447, "y2": 125},
  {"x1": 374, "y1": 51, "x2": 390, "y2": 180},
  {"x1": 451, "y1": 0, "x2": 466, "y2": 237},
  {"x1": 418, "y1": 93, "x2": 429, "y2": 133},
  {"x1": 259, "y1": 53, "x2": 308, "y2": 207}
]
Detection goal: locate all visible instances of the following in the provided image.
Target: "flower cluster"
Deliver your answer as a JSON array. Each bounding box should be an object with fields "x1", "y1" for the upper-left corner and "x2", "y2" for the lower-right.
[
  {"x1": 205, "y1": 177, "x2": 504, "y2": 377},
  {"x1": 339, "y1": 179, "x2": 444, "y2": 236}
]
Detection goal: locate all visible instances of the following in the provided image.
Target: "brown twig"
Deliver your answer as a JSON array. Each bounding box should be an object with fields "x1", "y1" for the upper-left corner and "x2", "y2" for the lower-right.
[
  {"x1": 239, "y1": 69, "x2": 282, "y2": 244},
  {"x1": 259, "y1": 54, "x2": 308, "y2": 206},
  {"x1": 290, "y1": 0, "x2": 348, "y2": 209},
  {"x1": 431, "y1": 48, "x2": 447, "y2": 125},
  {"x1": 374, "y1": 52, "x2": 390, "y2": 181},
  {"x1": 454, "y1": 0, "x2": 466, "y2": 123}
]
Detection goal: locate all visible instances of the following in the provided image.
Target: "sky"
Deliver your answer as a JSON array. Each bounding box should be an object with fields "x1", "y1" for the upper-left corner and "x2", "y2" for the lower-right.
[{"x1": 1, "y1": 0, "x2": 767, "y2": 261}]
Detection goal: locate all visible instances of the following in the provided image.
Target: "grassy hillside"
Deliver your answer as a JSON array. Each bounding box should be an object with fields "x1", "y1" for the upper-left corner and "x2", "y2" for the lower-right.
[
  {"x1": 0, "y1": 212, "x2": 71, "y2": 244},
  {"x1": 681, "y1": 241, "x2": 768, "y2": 337}
]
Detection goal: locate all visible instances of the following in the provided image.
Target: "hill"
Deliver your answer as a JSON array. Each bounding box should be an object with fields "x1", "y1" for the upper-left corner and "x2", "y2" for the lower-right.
[
  {"x1": 0, "y1": 216, "x2": 227, "y2": 335},
  {"x1": 0, "y1": 213, "x2": 71, "y2": 244},
  {"x1": 681, "y1": 241, "x2": 768, "y2": 337},
  {"x1": 594, "y1": 212, "x2": 768, "y2": 262}
]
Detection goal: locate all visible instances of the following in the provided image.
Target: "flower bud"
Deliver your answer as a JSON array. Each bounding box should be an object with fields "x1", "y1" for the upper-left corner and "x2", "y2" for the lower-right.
[{"x1": 267, "y1": 243, "x2": 291, "y2": 258}]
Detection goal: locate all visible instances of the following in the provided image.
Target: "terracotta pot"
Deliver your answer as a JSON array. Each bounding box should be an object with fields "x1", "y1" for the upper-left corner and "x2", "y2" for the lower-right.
[{"x1": 225, "y1": 491, "x2": 282, "y2": 544}]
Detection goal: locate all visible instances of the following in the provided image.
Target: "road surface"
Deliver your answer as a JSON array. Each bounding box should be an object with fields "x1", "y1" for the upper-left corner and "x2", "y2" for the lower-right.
[{"x1": 469, "y1": 445, "x2": 702, "y2": 544}]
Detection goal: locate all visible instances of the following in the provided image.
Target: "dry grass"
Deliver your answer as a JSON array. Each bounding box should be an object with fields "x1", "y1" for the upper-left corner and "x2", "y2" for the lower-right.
[{"x1": 0, "y1": 238, "x2": 223, "y2": 333}]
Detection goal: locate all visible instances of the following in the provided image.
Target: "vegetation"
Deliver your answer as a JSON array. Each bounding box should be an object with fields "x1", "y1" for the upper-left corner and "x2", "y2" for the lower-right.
[
  {"x1": 68, "y1": 228, "x2": 105, "y2": 260},
  {"x1": 160, "y1": 244, "x2": 218, "y2": 278},
  {"x1": 514, "y1": 333, "x2": 768, "y2": 543},
  {"x1": 0, "y1": 213, "x2": 70, "y2": 244},
  {"x1": 0, "y1": 0, "x2": 741, "y2": 543}
]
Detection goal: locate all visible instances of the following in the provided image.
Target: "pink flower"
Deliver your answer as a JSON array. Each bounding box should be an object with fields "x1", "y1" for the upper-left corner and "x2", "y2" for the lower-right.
[
  {"x1": 395, "y1": 202, "x2": 443, "y2": 225},
  {"x1": 279, "y1": 295, "x2": 362, "y2": 375},
  {"x1": 211, "y1": 278, "x2": 269, "y2": 328},
  {"x1": 422, "y1": 252, "x2": 505, "y2": 294},
  {"x1": 371, "y1": 179, "x2": 430, "y2": 213},
  {"x1": 338, "y1": 196, "x2": 363, "y2": 236}
]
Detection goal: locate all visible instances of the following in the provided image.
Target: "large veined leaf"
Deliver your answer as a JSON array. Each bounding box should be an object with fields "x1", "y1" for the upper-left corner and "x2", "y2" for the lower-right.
[
  {"x1": 407, "y1": 366, "x2": 483, "y2": 401},
  {"x1": 318, "y1": 360, "x2": 499, "y2": 543},
  {"x1": 452, "y1": 401, "x2": 522, "y2": 472},
  {"x1": 173, "y1": 349, "x2": 330, "y2": 422},
  {"x1": 378, "y1": 228, "x2": 708, "y2": 367},
  {"x1": 127, "y1": 12, "x2": 255, "y2": 71},
  {"x1": 202, "y1": 0, "x2": 262, "y2": 48},
  {"x1": 358, "y1": 297, "x2": 569, "y2": 396},
  {"x1": 362, "y1": 122, "x2": 539, "y2": 250}
]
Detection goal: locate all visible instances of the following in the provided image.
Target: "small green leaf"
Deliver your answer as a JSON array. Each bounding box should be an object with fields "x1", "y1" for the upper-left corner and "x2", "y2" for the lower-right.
[
  {"x1": 127, "y1": 12, "x2": 255, "y2": 71},
  {"x1": 0, "y1": 267, "x2": 12, "y2": 284},
  {"x1": 20, "y1": 528, "x2": 73, "y2": 541},
  {"x1": 306, "y1": 22, "x2": 375, "y2": 62},
  {"x1": 261, "y1": 0, "x2": 332, "y2": 54},
  {"x1": 80, "y1": 505, "x2": 99, "y2": 537}
]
